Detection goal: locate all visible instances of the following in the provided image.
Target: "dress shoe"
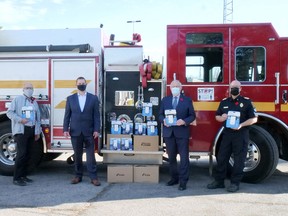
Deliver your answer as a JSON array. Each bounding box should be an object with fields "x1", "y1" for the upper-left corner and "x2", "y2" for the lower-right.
[
  {"x1": 91, "y1": 179, "x2": 101, "y2": 186},
  {"x1": 71, "y1": 177, "x2": 82, "y2": 184},
  {"x1": 227, "y1": 184, "x2": 239, "y2": 192},
  {"x1": 166, "y1": 179, "x2": 179, "y2": 186},
  {"x1": 13, "y1": 179, "x2": 27, "y2": 186},
  {"x1": 178, "y1": 183, "x2": 187, "y2": 191},
  {"x1": 207, "y1": 180, "x2": 225, "y2": 189},
  {"x1": 21, "y1": 176, "x2": 33, "y2": 183}
]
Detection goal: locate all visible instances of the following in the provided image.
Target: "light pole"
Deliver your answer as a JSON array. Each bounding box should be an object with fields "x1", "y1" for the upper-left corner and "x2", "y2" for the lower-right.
[{"x1": 127, "y1": 20, "x2": 141, "y2": 33}]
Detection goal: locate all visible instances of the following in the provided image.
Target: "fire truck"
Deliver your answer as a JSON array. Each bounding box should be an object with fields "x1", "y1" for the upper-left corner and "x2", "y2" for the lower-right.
[{"x1": 0, "y1": 23, "x2": 287, "y2": 183}]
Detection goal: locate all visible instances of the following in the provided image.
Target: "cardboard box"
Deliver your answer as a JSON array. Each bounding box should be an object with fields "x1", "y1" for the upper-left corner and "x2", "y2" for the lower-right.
[
  {"x1": 133, "y1": 165, "x2": 159, "y2": 183},
  {"x1": 107, "y1": 165, "x2": 133, "y2": 183},
  {"x1": 133, "y1": 135, "x2": 159, "y2": 151},
  {"x1": 106, "y1": 134, "x2": 132, "y2": 150}
]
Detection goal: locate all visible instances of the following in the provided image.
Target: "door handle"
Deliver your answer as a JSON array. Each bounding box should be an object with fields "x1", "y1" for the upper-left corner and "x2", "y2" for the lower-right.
[{"x1": 282, "y1": 90, "x2": 287, "y2": 104}]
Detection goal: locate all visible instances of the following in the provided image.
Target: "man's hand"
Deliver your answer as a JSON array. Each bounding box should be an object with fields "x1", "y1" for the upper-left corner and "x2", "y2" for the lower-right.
[
  {"x1": 34, "y1": 134, "x2": 40, "y2": 141},
  {"x1": 63, "y1": 131, "x2": 70, "y2": 138},
  {"x1": 216, "y1": 113, "x2": 228, "y2": 122},
  {"x1": 163, "y1": 119, "x2": 170, "y2": 127},
  {"x1": 20, "y1": 118, "x2": 29, "y2": 124},
  {"x1": 176, "y1": 119, "x2": 186, "y2": 126},
  {"x1": 93, "y1": 132, "x2": 99, "y2": 139}
]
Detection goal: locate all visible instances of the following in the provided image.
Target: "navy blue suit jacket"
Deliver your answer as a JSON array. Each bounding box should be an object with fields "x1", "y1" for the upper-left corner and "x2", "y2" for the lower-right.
[
  {"x1": 159, "y1": 95, "x2": 195, "y2": 139},
  {"x1": 63, "y1": 92, "x2": 100, "y2": 136}
]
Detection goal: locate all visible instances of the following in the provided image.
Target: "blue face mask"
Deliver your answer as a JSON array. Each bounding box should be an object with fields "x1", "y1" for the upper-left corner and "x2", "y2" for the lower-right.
[{"x1": 171, "y1": 87, "x2": 180, "y2": 96}]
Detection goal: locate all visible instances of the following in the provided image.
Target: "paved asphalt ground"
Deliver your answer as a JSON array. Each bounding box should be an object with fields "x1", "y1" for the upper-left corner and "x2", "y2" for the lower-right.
[{"x1": 1, "y1": 154, "x2": 288, "y2": 216}]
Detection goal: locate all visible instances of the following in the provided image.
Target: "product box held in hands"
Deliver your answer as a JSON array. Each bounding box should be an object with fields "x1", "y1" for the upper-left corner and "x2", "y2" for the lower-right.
[
  {"x1": 21, "y1": 106, "x2": 35, "y2": 122},
  {"x1": 164, "y1": 109, "x2": 177, "y2": 126},
  {"x1": 226, "y1": 111, "x2": 240, "y2": 129}
]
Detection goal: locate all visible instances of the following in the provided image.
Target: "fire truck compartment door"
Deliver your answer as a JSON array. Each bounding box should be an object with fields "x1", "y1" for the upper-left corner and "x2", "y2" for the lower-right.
[{"x1": 51, "y1": 57, "x2": 97, "y2": 148}]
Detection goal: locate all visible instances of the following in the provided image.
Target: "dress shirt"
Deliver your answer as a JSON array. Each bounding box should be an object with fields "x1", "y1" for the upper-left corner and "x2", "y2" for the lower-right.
[{"x1": 78, "y1": 92, "x2": 87, "y2": 112}]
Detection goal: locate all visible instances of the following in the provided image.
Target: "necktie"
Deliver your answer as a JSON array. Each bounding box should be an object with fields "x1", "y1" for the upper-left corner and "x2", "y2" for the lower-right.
[{"x1": 172, "y1": 97, "x2": 177, "y2": 109}]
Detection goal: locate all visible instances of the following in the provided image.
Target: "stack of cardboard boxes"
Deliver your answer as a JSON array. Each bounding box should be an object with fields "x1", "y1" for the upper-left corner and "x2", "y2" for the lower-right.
[{"x1": 106, "y1": 134, "x2": 160, "y2": 183}]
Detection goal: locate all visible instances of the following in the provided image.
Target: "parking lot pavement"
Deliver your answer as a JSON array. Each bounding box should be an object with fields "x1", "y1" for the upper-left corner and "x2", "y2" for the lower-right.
[{"x1": 1, "y1": 155, "x2": 288, "y2": 216}]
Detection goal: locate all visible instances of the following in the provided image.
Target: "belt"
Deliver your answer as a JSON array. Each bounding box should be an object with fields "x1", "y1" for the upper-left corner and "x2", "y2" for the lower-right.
[{"x1": 24, "y1": 125, "x2": 35, "y2": 129}]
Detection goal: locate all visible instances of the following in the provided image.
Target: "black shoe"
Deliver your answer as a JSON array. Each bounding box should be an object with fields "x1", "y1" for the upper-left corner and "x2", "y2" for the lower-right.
[
  {"x1": 13, "y1": 179, "x2": 27, "y2": 186},
  {"x1": 71, "y1": 177, "x2": 82, "y2": 184},
  {"x1": 166, "y1": 179, "x2": 179, "y2": 186},
  {"x1": 227, "y1": 184, "x2": 239, "y2": 192},
  {"x1": 21, "y1": 177, "x2": 33, "y2": 183},
  {"x1": 207, "y1": 180, "x2": 225, "y2": 189},
  {"x1": 178, "y1": 183, "x2": 187, "y2": 191}
]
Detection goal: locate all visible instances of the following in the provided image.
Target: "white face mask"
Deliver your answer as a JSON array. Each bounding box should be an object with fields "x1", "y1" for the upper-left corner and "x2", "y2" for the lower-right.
[
  {"x1": 171, "y1": 87, "x2": 180, "y2": 96},
  {"x1": 24, "y1": 89, "x2": 34, "y2": 98}
]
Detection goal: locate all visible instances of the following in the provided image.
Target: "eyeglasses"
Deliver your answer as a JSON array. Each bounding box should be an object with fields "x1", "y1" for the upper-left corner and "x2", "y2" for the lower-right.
[{"x1": 24, "y1": 87, "x2": 33, "y2": 90}]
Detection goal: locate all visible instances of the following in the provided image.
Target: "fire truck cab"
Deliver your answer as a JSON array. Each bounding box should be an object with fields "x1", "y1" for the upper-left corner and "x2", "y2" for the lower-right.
[{"x1": 167, "y1": 23, "x2": 288, "y2": 183}]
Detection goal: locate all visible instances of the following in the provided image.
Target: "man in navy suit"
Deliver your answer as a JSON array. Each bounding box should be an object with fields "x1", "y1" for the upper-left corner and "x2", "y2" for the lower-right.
[
  {"x1": 63, "y1": 77, "x2": 101, "y2": 186},
  {"x1": 159, "y1": 80, "x2": 196, "y2": 190}
]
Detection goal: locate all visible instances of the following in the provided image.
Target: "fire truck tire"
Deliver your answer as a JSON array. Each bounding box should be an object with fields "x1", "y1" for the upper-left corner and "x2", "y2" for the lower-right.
[
  {"x1": 0, "y1": 122, "x2": 15, "y2": 176},
  {"x1": 229, "y1": 125, "x2": 279, "y2": 183}
]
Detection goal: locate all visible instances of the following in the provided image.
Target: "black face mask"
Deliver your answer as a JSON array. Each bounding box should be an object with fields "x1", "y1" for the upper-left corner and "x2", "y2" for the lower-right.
[
  {"x1": 77, "y1": 84, "x2": 87, "y2": 91},
  {"x1": 230, "y1": 87, "x2": 240, "y2": 96}
]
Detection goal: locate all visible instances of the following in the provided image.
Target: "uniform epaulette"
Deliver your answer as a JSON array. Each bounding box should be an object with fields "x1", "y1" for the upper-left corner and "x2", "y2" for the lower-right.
[
  {"x1": 244, "y1": 97, "x2": 250, "y2": 100},
  {"x1": 222, "y1": 97, "x2": 228, "y2": 101}
]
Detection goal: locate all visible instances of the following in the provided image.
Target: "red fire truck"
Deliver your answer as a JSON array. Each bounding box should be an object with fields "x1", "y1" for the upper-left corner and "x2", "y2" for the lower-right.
[{"x1": 0, "y1": 23, "x2": 287, "y2": 183}]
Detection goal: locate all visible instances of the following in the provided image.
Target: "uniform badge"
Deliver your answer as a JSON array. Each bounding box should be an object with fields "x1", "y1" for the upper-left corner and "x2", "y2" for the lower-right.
[{"x1": 240, "y1": 103, "x2": 243, "y2": 107}]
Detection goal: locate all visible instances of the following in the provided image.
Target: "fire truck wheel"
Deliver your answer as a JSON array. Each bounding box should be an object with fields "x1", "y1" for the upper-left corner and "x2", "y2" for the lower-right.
[
  {"x1": 229, "y1": 125, "x2": 279, "y2": 183},
  {"x1": 0, "y1": 122, "x2": 15, "y2": 176}
]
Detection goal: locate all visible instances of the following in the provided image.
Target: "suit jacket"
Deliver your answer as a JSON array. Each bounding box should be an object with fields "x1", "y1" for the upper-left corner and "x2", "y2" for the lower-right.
[
  {"x1": 63, "y1": 92, "x2": 100, "y2": 136},
  {"x1": 159, "y1": 94, "x2": 195, "y2": 139}
]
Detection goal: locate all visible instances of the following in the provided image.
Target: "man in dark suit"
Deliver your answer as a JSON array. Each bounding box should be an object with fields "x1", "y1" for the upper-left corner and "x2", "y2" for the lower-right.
[
  {"x1": 63, "y1": 76, "x2": 101, "y2": 186},
  {"x1": 159, "y1": 80, "x2": 196, "y2": 191}
]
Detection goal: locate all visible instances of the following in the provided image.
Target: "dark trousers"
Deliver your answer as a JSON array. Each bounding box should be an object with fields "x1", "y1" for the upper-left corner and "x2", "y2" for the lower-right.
[
  {"x1": 215, "y1": 129, "x2": 249, "y2": 185},
  {"x1": 71, "y1": 133, "x2": 97, "y2": 180},
  {"x1": 164, "y1": 135, "x2": 189, "y2": 184},
  {"x1": 13, "y1": 126, "x2": 35, "y2": 181}
]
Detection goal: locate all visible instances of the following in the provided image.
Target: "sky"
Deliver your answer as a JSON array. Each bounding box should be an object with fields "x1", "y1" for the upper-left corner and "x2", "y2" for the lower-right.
[{"x1": 0, "y1": 0, "x2": 288, "y2": 62}]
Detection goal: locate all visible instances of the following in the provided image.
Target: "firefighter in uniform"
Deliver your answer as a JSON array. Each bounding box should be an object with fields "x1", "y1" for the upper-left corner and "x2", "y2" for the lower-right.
[{"x1": 207, "y1": 80, "x2": 257, "y2": 192}]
